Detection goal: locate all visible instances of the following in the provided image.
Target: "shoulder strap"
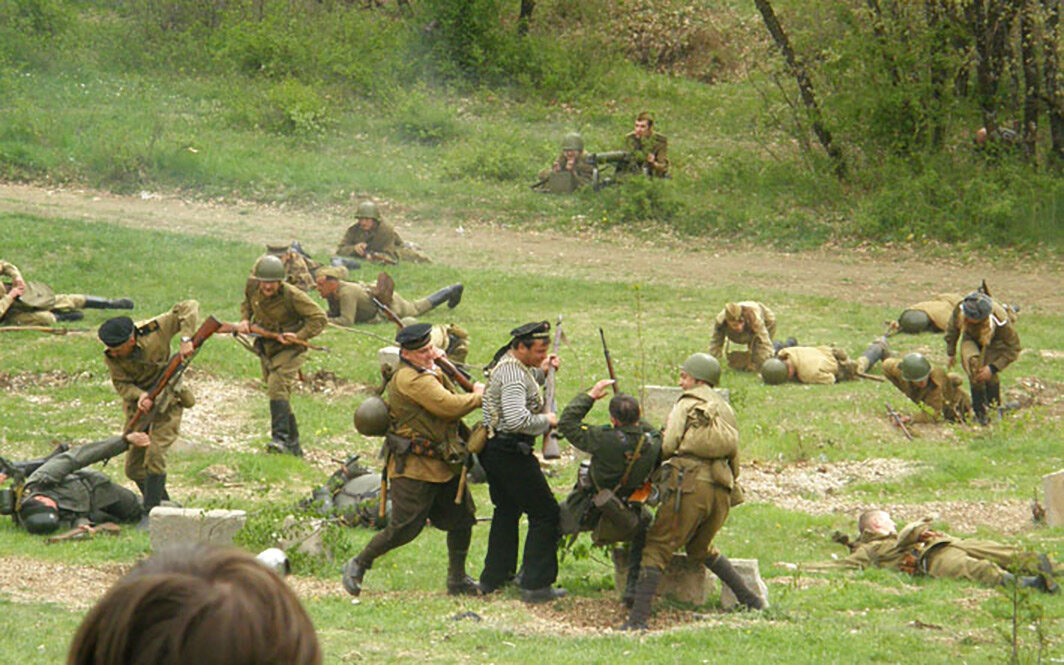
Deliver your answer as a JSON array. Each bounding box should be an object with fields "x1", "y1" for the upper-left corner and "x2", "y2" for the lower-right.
[{"x1": 612, "y1": 432, "x2": 649, "y2": 493}]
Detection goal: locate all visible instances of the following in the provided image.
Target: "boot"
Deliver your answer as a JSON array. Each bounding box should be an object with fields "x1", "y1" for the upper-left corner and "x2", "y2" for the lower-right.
[
  {"x1": 620, "y1": 566, "x2": 661, "y2": 631},
  {"x1": 772, "y1": 337, "x2": 798, "y2": 354},
  {"x1": 446, "y1": 528, "x2": 480, "y2": 595},
  {"x1": 971, "y1": 384, "x2": 989, "y2": 426},
  {"x1": 329, "y1": 256, "x2": 361, "y2": 271},
  {"x1": 341, "y1": 557, "x2": 369, "y2": 597},
  {"x1": 370, "y1": 272, "x2": 394, "y2": 307},
  {"x1": 1037, "y1": 554, "x2": 1061, "y2": 594},
  {"x1": 83, "y1": 296, "x2": 134, "y2": 309},
  {"x1": 707, "y1": 553, "x2": 766, "y2": 610},
  {"x1": 53, "y1": 310, "x2": 84, "y2": 322},
  {"x1": 425, "y1": 284, "x2": 464, "y2": 311},
  {"x1": 623, "y1": 535, "x2": 647, "y2": 608},
  {"x1": 858, "y1": 337, "x2": 889, "y2": 373},
  {"x1": 267, "y1": 400, "x2": 292, "y2": 454},
  {"x1": 1003, "y1": 573, "x2": 1058, "y2": 594},
  {"x1": 287, "y1": 411, "x2": 303, "y2": 457},
  {"x1": 137, "y1": 473, "x2": 166, "y2": 531},
  {"x1": 986, "y1": 381, "x2": 1002, "y2": 409}
]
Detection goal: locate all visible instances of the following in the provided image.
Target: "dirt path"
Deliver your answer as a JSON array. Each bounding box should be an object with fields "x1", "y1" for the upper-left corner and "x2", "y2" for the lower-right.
[{"x1": 1, "y1": 182, "x2": 1060, "y2": 310}]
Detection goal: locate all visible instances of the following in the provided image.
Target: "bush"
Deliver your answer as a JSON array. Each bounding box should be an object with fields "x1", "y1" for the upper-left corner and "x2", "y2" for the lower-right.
[
  {"x1": 226, "y1": 78, "x2": 332, "y2": 136},
  {"x1": 390, "y1": 89, "x2": 460, "y2": 145}
]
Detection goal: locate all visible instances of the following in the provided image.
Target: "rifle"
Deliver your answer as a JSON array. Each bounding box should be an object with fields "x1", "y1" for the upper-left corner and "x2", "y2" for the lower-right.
[
  {"x1": 856, "y1": 371, "x2": 885, "y2": 382},
  {"x1": 0, "y1": 326, "x2": 88, "y2": 335},
  {"x1": 124, "y1": 316, "x2": 221, "y2": 434},
  {"x1": 540, "y1": 315, "x2": 563, "y2": 460},
  {"x1": 599, "y1": 328, "x2": 619, "y2": 395},
  {"x1": 884, "y1": 402, "x2": 914, "y2": 441},
  {"x1": 370, "y1": 296, "x2": 475, "y2": 392},
  {"x1": 219, "y1": 322, "x2": 330, "y2": 352}
]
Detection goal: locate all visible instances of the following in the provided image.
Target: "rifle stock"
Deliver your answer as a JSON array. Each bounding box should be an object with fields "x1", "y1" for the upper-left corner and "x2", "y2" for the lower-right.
[
  {"x1": 218, "y1": 322, "x2": 329, "y2": 352},
  {"x1": 371, "y1": 297, "x2": 475, "y2": 393},
  {"x1": 541, "y1": 315, "x2": 563, "y2": 460}
]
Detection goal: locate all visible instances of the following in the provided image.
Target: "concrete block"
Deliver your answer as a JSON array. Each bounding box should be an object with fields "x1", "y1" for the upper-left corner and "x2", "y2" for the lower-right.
[
  {"x1": 1043, "y1": 470, "x2": 1064, "y2": 527},
  {"x1": 279, "y1": 515, "x2": 332, "y2": 559},
  {"x1": 149, "y1": 507, "x2": 247, "y2": 552},
  {"x1": 378, "y1": 346, "x2": 400, "y2": 373},
  {"x1": 613, "y1": 549, "x2": 714, "y2": 605},
  {"x1": 719, "y1": 558, "x2": 769, "y2": 610},
  {"x1": 640, "y1": 385, "x2": 729, "y2": 424}
]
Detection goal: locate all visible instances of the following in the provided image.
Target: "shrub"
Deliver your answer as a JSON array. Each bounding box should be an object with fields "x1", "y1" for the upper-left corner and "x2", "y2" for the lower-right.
[{"x1": 390, "y1": 89, "x2": 460, "y2": 145}]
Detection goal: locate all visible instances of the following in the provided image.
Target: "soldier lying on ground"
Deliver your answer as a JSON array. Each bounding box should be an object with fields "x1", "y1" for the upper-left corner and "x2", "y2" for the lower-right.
[
  {"x1": 882, "y1": 353, "x2": 971, "y2": 423},
  {"x1": 1, "y1": 258, "x2": 133, "y2": 325},
  {"x1": 335, "y1": 200, "x2": 430, "y2": 264},
  {"x1": 760, "y1": 337, "x2": 890, "y2": 385},
  {"x1": 824, "y1": 510, "x2": 1059, "y2": 593},
  {"x1": 887, "y1": 293, "x2": 962, "y2": 335},
  {"x1": 314, "y1": 266, "x2": 463, "y2": 326},
  {"x1": 300, "y1": 453, "x2": 387, "y2": 529}
]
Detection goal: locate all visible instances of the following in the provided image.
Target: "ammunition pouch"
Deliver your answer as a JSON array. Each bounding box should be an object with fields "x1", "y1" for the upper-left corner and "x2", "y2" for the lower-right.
[
  {"x1": 590, "y1": 488, "x2": 645, "y2": 545},
  {"x1": 465, "y1": 422, "x2": 488, "y2": 455}
]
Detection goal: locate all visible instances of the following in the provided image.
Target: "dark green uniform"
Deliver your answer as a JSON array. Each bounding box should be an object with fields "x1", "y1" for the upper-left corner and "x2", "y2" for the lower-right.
[
  {"x1": 336, "y1": 219, "x2": 430, "y2": 264},
  {"x1": 882, "y1": 358, "x2": 970, "y2": 422},
  {"x1": 623, "y1": 131, "x2": 669, "y2": 177}
]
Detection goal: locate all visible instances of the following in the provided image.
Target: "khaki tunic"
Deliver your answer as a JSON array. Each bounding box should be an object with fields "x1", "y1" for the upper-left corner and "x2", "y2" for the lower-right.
[
  {"x1": 104, "y1": 300, "x2": 199, "y2": 479},
  {"x1": 904, "y1": 293, "x2": 962, "y2": 331},
  {"x1": 641, "y1": 384, "x2": 739, "y2": 571},
  {"x1": 324, "y1": 280, "x2": 429, "y2": 326},
  {"x1": 537, "y1": 152, "x2": 596, "y2": 186},
  {"x1": 241, "y1": 283, "x2": 326, "y2": 400},
  {"x1": 944, "y1": 300, "x2": 1021, "y2": 382},
  {"x1": 336, "y1": 219, "x2": 430, "y2": 264},
  {"x1": 624, "y1": 131, "x2": 669, "y2": 176},
  {"x1": 778, "y1": 346, "x2": 853, "y2": 384},
  {"x1": 1, "y1": 261, "x2": 88, "y2": 325},
  {"x1": 882, "y1": 358, "x2": 971, "y2": 422},
  {"x1": 708, "y1": 301, "x2": 777, "y2": 371}
]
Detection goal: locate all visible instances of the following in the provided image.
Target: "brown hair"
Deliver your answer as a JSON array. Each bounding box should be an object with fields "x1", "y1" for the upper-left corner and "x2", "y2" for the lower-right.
[
  {"x1": 68, "y1": 545, "x2": 322, "y2": 665},
  {"x1": 608, "y1": 393, "x2": 641, "y2": 426}
]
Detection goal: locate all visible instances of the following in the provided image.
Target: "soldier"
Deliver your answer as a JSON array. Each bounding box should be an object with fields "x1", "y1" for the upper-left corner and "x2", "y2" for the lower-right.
[
  {"x1": 99, "y1": 301, "x2": 199, "y2": 525},
  {"x1": 478, "y1": 321, "x2": 566, "y2": 603},
  {"x1": 536, "y1": 133, "x2": 596, "y2": 192},
  {"x1": 8, "y1": 433, "x2": 150, "y2": 535},
  {"x1": 1, "y1": 258, "x2": 133, "y2": 325},
  {"x1": 335, "y1": 201, "x2": 430, "y2": 264},
  {"x1": 314, "y1": 266, "x2": 463, "y2": 326},
  {"x1": 708, "y1": 301, "x2": 778, "y2": 372},
  {"x1": 623, "y1": 111, "x2": 668, "y2": 177},
  {"x1": 888, "y1": 293, "x2": 963, "y2": 335},
  {"x1": 557, "y1": 379, "x2": 662, "y2": 607},
  {"x1": 831, "y1": 510, "x2": 1058, "y2": 592},
  {"x1": 882, "y1": 353, "x2": 971, "y2": 423},
  {"x1": 623, "y1": 354, "x2": 764, "y2": 630},
  {"x1": 760, "y1": 338, "x2": 890, "y2": 385},
  {"x1": 237, "y1": 255, "x2": 327, "y2": 456},
  {"x1": 259, "y1": 242, "x2": 323, "y2": 292},
  {"x1": 945, "y1": 291, "x2": 1021, "y2": 425},
  {"x1": 341, "y1": 323, "x2": 484, "y2": 598}
]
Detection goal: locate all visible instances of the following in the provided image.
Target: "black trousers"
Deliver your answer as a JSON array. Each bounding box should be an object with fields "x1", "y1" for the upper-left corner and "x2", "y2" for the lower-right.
[{"x1": 478, "y1": 437, "x2": 560, "y2": 591}]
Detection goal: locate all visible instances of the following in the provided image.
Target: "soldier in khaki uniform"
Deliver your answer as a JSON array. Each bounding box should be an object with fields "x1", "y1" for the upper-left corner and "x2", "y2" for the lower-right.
[
  {"x1": 832, "y1": 510, "x2": 1058, "y2": 592},
  {"x1": 536, "y1": 133, "x2": 596, "y2": 191},
  {"x1": 237, "y1": 256, "x2": 327, "y2": 456},
  {"x1": 314, "y1": 267, "x2": 463, "y2": 326},
  {"x1": 883, "y1": 353, "x2": 970, "y2": 423},
  {"x1": 708, "y1": 301, "x2": 778, "y2": 372},
  {"x1": 889, "y1": 293, "x2": 963, "y2": 335},
  {"x1": 764, "y1": 338, "x2": 889, "y2": 385},
  {"x1": 623, "y1": 354, "x2": 764, "y2": 630},
  {"x1": 945, "y1": 291, "x2": 1021, "y2": 424},
  {"x1": 341, "y1": 323, "x2": 484, "y2": 597},
  {"x1": 623, "y1": 112, "x2": 669, "y2": 177},
  {"x1": 335, "y1": 201, "x2": 430, "y2": 264},
  {"x1": 99, "y1": 301, "x2": 199, "y2": 523},
  {"x1": 1, "y1": 259, "x2": 133, "y2": 325},
  {"x1": 263, "y1": 242, "x2": 323, "y2": 292}
]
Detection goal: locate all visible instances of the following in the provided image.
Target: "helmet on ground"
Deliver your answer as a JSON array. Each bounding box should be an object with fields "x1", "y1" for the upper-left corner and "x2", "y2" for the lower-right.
[
  {"x1": 681, "y1": 353, "x2": 721, "y2": 387},
  {"x1": 356, "y1": 201, "x2": 380, "y2": 220},
  {"x1": 760, "y1": 358, "x2": 789, "y2": 385},
  {"x1": 898, "y1": 309, "x2": 930, "y2": 334},
  {"x1": 354, "y1": 396, "x2": 390, "y2": 436},
  {"x1": 254, "y1": 255, "x2": 285, "y2": 282},
  {"x1": 256, "y1": 548, "x2": 291, "y2": 576},
  {"x1": 561, "y1": 133, "x2": 584, "y2": 152},
  {"x1": 900, "y1": 353, "x2": 932, "y2": 383}
]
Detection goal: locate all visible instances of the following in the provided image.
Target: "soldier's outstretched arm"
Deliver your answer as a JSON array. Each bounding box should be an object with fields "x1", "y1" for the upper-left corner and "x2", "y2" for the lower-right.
[{"x1": 26, "y1": 436, "x2": 131, "y2": 486}]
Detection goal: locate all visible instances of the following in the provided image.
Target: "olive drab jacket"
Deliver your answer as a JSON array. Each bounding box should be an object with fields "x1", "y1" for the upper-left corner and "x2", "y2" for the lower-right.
[
  {"x1": 0, "y1": 259, "x2": 24, "y2": 321},
  {"x1": 944, "y1": 299, "x2": 1021, "y2": 373},
  {"x1": 661, "y1": 383, "x2": 739, "y2": 490},
  {"x1": 905, "y1": 293, "x2": 962, "y2": 331},
  {"x1": 538, "y1": 152, "x2": 596, "y2": 187},
  {"x1": 777, "y1": 346, "x2": 840, "y2": 385},
  {"x1": 336, "y1": 219, "x2": 429, "y2": 264},
  {"x1": 104, "y1": 300, "x2": 200, "y2": 413},
  {"x1": 624, "y1": 131, "x2": 669, "y2": 176},
  {"x1": 242, "y1": 282, "x2": 326, "y2": 341},
  {"x1": 385, "y1": 362, "x2": 482, "y2": 483},
  {"x1": 708, "y1": 301, "x2": 777, "y2": 370},
  {"x1": 325, "y1": 280, "x2": 382, "y2": 326},
  {"x1": 882, "y1": 358, "x2": 971, "y2": 422}
]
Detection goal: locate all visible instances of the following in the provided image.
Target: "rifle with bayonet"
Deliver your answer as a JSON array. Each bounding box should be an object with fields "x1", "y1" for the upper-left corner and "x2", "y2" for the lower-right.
[
  {"x1": 540, "y1": 315, "x2": 563, "y2": 460},
  {"x1": 884, "y1": 402, "x2": 914, "y2": 441},
  {"x1": 124, "y1": 316, "x2": 222, "y2": 434},
  {"x1": 599, "y1": 328, "x2": 619, "y2": 395},
  {"x1": 370, "y1": 296, "x2": 475, "y2": 393}
]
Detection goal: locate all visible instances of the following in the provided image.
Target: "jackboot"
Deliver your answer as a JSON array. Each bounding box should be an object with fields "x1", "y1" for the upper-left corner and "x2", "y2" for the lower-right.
[
  {"x1": 370, "y1": 272, "x2": 394, "y2": 307},
  {"x1": 53, "y1": 310, "x2": 84, "y2": 322},
  {"x1": 620, "y1": 566, "x2": 661, "y2": 631},
  {"x1": 772, "y1": 337, "x2": 798, "y2": 355},
  {"x1": 1002, "y1": 573, "x2": 1057, "y2": 594},
  {"x1": 288, "y1": 411, "x2": 303, "y2": 457},
  {"x1": 970, "y1": 384, "x2": 989, "y2": 426},
  {"x1": 267, "y1": 400, "x2": 293, "y2": 454},
  {"x1": 341, "y1": 557, "x2": 369, "y2": 597},
  {"x1": 707, "y1": 553, "x2": 766, "y2": 610},
  {"x1": 622, "y1": 533, "x2": 647, "y2": 608},
  {"x1": 446, "y1": 528, "x2": 480, "y2": 595},
  {"x1": 425, "y1": 284, "x2": 463, "y2": 311},
  {"x1": 83, "y1": 296, "x2": 134, "y2": 309},
  {"x1": 986, "y1": 380, "x2": 1002, "y2": 409},
  {"x1": 137, "y1": 473, "x2": 166, "y2": 531},
  {"x1": 858, "y1": 337, "x2": 890, "y2": 374}
]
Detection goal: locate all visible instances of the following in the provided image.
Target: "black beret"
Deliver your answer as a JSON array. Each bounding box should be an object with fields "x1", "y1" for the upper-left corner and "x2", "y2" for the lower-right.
[
  {"x1": 961, "y1": 292, "x2": 993, "y2": 321},
  {"x1": 510, "y1": 320, "x2": 551, "y2": 340},
  {"x1": 98, "y1": 316, "x2": 135, "y2": 347},
  {"x1": 396, "y1": 322, "x2": 433, "y2": 350}
]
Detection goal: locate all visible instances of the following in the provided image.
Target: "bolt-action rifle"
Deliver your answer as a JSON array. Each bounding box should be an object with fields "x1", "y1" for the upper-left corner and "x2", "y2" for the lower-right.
[
  {"x1": 219, "y1": 322, "x2": 330, "y2": 352},
  {"x1": 370, "y1": 296, "x2": 474, "y2": 392},
  {"x1": 884, "y1": 402, "x2": 914, "y2": 441},
  {"x1": 0, "y1": 326, "x2": 88, "y2": 335},
  {"x1": 540, "y1": 315, "x2": 563, "y2": 460},
  {"x1": 599, "y1": 328, "x2": 619, "y2": 395}
]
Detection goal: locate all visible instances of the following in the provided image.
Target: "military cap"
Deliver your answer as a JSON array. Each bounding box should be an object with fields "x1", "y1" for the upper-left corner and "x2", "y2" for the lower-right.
[
  {"x1": 396, "y1": 322, "x2": 433, "y2": 350},
  {"x1": 318, "y1": 265, "x2": 348, "y2": 281},
  {"x1": 724, "y1": 302, "x2": 742, "y2": 322},
  {"x1": 961, "y1": 292, "x2": 993, "y2": 321},
  {"x1": 18, "y1": 497, "x2": 60, "y2": 535},
  {"x1": 98, "y1": 316, "x2": 135, "y2": 347},
  {"x1": 265, "y1": 242, "x2": 290, "y2": 255},
  {"x1": 510, "y1": 321, "x2": 551, "y2": 341}
]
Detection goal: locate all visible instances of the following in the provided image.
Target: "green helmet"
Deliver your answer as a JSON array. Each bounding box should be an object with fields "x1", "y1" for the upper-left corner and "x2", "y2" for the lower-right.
[
  {"x1": 900, "y1": 353, "x2": 932, "y2": 383},
  {"x1": 760, "y1": 358, "x2": 789, "y2": 385},
  {"x1": 353, "y1": 396, "x2": 390, "y2": 436},
  {"x1": 561, "y1": 132, "x2": 584, "y2": 152},
  {"x1": 681, "y1": 353, "x2": 721, "y2": 387},
  {"x1": 19, "y1": 499, "x2": 60, "y2": 535},
  {"x1": 254, "y1": 255, "x2": 285, "y2": 282},
  {"x1": 898, "y1": 309, "x2": 930, "y2": 334},
  {"x1": 356, "y1": 201, "x2": 380, "y2": 221}
]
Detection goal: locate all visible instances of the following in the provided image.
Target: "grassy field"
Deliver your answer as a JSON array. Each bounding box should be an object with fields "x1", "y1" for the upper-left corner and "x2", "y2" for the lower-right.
[{"x1": 0, "y1": 208, "x2": 1062, "y2": 663}]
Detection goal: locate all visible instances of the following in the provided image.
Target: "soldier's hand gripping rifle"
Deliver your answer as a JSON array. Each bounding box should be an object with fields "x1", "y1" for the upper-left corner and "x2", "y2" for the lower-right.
[
  {"x1": 218, "y1": 322, "x2": 330, "y2": 352},
  {"x1": 124, "y1": 316, "x2": 222, "y2": 434},
  {"x1": 540, "y1": 315, "x2": 563, "y2": 460},
  {"x1": 884, "y1": 402, "x2": 914, "y2": 441},
  {"x1": 370, "y1": 296, "x2": 475, "y2": 392},
  {"x1": 599, "y1": 328, "x2": 620, "y2": 395}
]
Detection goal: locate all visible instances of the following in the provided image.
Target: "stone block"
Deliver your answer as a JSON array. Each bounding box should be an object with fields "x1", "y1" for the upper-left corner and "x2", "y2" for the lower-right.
[
  {"x1": 640, "y1": 385, "x2": 729, "y2": 424},
  {"x1": 279, "y1": 515, "x2": 332, "y2": 559},
  {"x1": 149, "y1": 507, "x2": 246, "y2": 552},
  {"x1": 719, "y1": 558, "x2": 769, "y2": 610},
  {"x1": 613, "y1": 549, "x2": 714, "y2": 605},
  {"x1": 378, "y1": 346, "x2": 400, "y2": 373},
  {"x1": 1043, "y1": 470, "x2": 1064, "y2": 527}
]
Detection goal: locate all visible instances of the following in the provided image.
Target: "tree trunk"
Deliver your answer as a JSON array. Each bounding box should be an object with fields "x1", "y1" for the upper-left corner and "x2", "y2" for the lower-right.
[
  {"x1": 753, "y1": 0, "x2": 846, "y2": 177},
  {"x1": 1043, "y1": 0, "x2": 1064, "y2": 163},
  {"x1": 925, "y1": 0, "x2": 948, "y2": 148},
  {"x1": 1020, "y1": 0, "x2": 1040, "y2": 159},
  {"x1": 518, "y1": 0, "x2": 535, "y2": 35}
]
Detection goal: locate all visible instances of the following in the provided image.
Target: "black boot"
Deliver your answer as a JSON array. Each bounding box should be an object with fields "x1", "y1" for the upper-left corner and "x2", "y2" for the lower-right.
[
  {"x1": 53, "y1": 310, "x2": 84, "y2": 322},
  {"x1": 341, "y1": 557, "x2": 369, "y2": 597},
  {"x1": 986, "y1": 381, "x2": 1002, "y2": 409},
  {"x1": 425, "y1": 284, "x2": 463, "y2": 310},
  {"x1": 446, "y1": 528, "x2": 481, "y2": 595},
  {"x1": 83, "y1": 296, "x2": 134, "y2": 309},
  {"x1": 137, "y1": 474, "x2": 166, "y2": 530},
  {"x1": 971, "y1": 384, "x2": 989, "y2": 426},
  {"x1": 859, "y1": 337, "x2": 889, "y2": 373},
  {"x1": 707, "y1": 553, "x2": 766, "y2": 610},
  {"x1": 620, "y1": 566, "x2": 661, "y2": 631},
  {"x1": 623, "y1": 533, "x2": 647, "y2": 608},
  {"x1": 1004, "y1": 573, "x2": 1059, "y2": 594},
  {"x1": 772, "y1": 337, "x2": 798, "y2": 354},
  {"x1": 267, "y1": 400, "x2": 293, "y2": 454},
  {"x1": 288, "y1": 411, "x2": 303, "y2": 457}
]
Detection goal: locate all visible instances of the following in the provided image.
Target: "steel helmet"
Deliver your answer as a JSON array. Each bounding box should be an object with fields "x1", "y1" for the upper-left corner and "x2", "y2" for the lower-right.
[
  {"x1": 681, "y1": 353, "x2": 721, "y2": 387},
  {"x1": 561, "y1": 133, "x2": 584, "y2": 151},
  {"x1": 353, "y1": 396, "x2": 390, "y2": 436},
  {"x1": 356, "y1": 201, "x2": 380, "y2": 221},
  {"x1": 760, "y1": 358, "x2": 789, "y2": 385},
  {"x1": 254, "y1": 255, "x2": 285, "y2": 282},
  {"x1": 898, "y1": 309, "x2": 930, "y2": 334},
  {"x1": 900, "y1": 353, "x2": 932, "y2": 383}
]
